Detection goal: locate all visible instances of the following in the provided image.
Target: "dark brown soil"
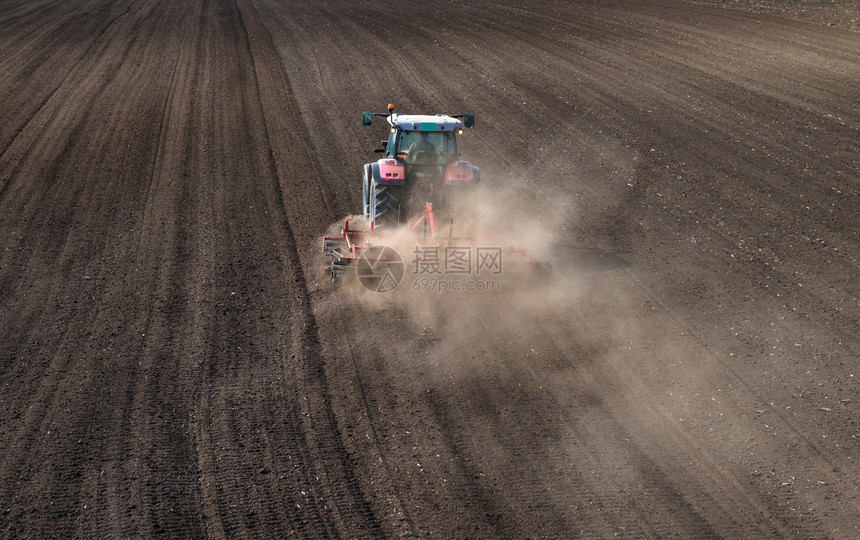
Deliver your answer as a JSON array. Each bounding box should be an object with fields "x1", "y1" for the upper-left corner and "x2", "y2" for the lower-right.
[
  {"x1": 1, "y1": 0, "x2": 858, "y2": 537},
  {"x1": 693, "y1": 0, "x2": 860, "y2": 32}
]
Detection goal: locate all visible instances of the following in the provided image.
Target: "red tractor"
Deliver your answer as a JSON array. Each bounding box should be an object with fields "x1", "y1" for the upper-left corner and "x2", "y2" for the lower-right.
[
  {"x1": 361, "y1": 104, "x2": 479, "y2": 228},
  {"x1": 323, "y1": 105, "x2": 544, "y2": 281}
]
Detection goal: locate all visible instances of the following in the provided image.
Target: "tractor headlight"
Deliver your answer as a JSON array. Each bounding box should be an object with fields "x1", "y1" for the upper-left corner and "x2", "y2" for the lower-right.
[{"x1": 457, "y1": 129, "x2": 464, "y2": 135}]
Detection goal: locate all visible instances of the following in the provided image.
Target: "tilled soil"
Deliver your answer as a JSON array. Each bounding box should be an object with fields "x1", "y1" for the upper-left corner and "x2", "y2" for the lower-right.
[
  {"x1": 1, "y1": 0, "x2": 858, "y2": 537},
  {"x1": 693, "y1": 0, "x2": 860, "y2": 32}
]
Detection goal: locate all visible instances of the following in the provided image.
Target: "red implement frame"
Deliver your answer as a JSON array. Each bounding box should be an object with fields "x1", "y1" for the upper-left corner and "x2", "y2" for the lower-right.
[{"x1": 322, "y1": 203, "x2": 541, "y2": 280}]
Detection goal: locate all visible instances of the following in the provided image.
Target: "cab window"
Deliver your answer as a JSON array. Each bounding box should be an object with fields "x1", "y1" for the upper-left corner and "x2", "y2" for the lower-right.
[{"x1": 394, "y1": 131, "x2": 456, "y2": 163}]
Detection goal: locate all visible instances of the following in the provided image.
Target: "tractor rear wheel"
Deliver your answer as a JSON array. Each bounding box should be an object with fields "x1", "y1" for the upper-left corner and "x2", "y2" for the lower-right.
[
  {"x1": 369, "y1": 182, "x2": 405, "y2": 228},
  {"x1": 362, "y1": 165, "x2": 372, "y2": 218}
]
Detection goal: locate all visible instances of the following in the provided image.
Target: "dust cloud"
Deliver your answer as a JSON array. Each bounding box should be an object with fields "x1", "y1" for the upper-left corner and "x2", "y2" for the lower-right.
[{"x1": 321, "y1": 181, "x2": 635, "y2": 378}]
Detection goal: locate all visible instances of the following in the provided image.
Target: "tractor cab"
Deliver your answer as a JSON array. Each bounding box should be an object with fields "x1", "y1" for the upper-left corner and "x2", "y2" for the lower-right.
[
  {"x1": 384, "y1": 114, "x2": 463, "y2": 165},
  {"x1": 390, "y1": 129, "x2": 455, "y2": 164}
]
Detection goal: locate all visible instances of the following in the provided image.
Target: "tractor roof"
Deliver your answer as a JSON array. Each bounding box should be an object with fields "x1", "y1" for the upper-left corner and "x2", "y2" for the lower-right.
[{"x1": 387, "y1": 113, "x2": 463, "y2": 132}]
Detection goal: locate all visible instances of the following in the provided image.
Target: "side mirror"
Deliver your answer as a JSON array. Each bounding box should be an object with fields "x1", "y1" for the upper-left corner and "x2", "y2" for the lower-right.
[
  {"x1": 362, "y1": 112, "x2": 372, "y2": 126},
  {"x1": 463, "y1": 114, "x2": 475, "y2": 128},
  {"x1": 373, "y1": 148, "x2": 385, "y2": 153},
  {"x1": 380, "y1": 140, "x2": 388, "y2": 148}
]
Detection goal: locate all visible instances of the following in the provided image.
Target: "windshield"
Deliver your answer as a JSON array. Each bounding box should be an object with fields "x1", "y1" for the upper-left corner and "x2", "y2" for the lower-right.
[{"x1": 394, "y1": 131, "x2": 456, "y2": 164}]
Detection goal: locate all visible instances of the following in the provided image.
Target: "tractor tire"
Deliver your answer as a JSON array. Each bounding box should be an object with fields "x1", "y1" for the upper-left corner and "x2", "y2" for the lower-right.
[
  {"x1": 362, "y1": 165, "x2": 372, "y2": 218},
  {"x1": 369, "y1": 182, "x2": 405, "y2": 228}
]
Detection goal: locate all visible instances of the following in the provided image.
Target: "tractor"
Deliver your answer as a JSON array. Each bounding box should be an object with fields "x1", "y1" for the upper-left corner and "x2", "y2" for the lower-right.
[
  {"x1": 361, "y1": 104, "x2": 479, "y2": 228},
  {"x1": 322, "y1": 104, "x2": 545, "y2": 281}
]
